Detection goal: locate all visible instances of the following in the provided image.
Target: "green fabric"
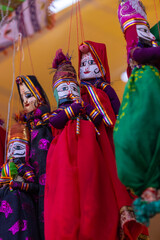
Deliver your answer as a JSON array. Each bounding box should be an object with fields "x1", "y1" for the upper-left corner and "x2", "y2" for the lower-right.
[
  {"x1": 1, "y1": 162, "x2": 18, "y2": 178},
  {"x1": 113, "y1": 65, "x2": 160, "y2": 196},
  {"x1": 150, "y1": 21, "x2": 160, "y2": 46}
]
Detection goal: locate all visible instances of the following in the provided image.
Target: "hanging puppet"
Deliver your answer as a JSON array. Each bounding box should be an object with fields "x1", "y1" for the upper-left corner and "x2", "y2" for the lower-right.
[
  {"x1": 113, "y1": 0, "x2": 160, "y2": 225},
  {"x1": 0, "y1": 122, "x2": 40, "y2": 239},
  {"x1": 0, "y1": 118, "x2": 6, "y2": 167},
  {"x1": 15, "y1": 75, "x2": 53, "y2": 240},
  {"x1": 78, "y1": 40, "x2": 120, "y2": 150},
  {"x1": 44, "y1": 49, "x2": 149, "y2": 240}
]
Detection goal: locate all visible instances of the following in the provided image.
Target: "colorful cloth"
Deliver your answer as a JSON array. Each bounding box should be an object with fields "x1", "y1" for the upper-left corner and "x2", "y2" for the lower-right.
[
  {"x1": 114, "y1": 65, "x2": 160, "y2": 196},
  {"x1": 0, "y1": 153, "x2": 39, "y2": 240},
  {"x1": 16, "y1": 75, "x2": 53, "y2": 240},
  {"x1": 45, "y1": 104, "x2": 149, "y2": 240},
  {"x1": 0, "y1": 186, "x2": 40, "y2": 240}
]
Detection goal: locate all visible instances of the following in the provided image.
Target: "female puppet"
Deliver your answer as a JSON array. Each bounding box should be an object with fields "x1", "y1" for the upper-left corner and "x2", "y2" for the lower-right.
[
  {"x1": 0, "y1": 118, "x2": 6, "y2": 167},
  {"x1": 44, "y1": 49, "x2": 148, "y2": 240},
  {"x1": 78, "y1": 41, "x2": 120, "y2": 150},
  {"x1": 15, "y1": 75, "x2": 53, "y2": 240},
  {"x1": 113, "y1": 0, "x2": 160, "y2": 215},
  {"x1": 0, "y1": 122, "x2": 39, "y2": 239}
]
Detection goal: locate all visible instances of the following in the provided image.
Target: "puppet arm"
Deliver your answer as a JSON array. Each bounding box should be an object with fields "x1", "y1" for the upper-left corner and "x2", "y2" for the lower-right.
[
  {"x1": 132, "y1": 46, "x2": 160, "y2": 64},
  {"x1": 49, "y1": 102, "x2": 82, "y2": 129},
  {"x1": 10, "y1": 180, "x2": 39, "y2": 193},
  {"x1": 96, "y1": 81, "x2": 120, "y2": 117},
  {"x1": 84, "y1": 103, "x2": 103, "y2": 127}
]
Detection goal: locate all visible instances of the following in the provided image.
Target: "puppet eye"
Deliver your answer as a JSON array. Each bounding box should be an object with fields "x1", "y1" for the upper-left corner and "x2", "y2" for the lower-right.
[
  {"x1": 25, "y1": 93, "x2": 33, "y2": 98},
  {"x1": 58, "y1": 86, "x2": 68, "y2": 92},
  {"x1": 81, "y1": 61, "x2": 86, "y2": 67},
  {"x1": 88, "y1": 60, "x2": 95, "y2": 65}
]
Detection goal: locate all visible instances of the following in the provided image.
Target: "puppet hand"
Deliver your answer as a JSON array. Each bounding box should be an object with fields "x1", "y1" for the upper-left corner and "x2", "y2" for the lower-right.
[
  {"x1": 84, "y1": 103, "x2": 103, "y2": 126},
  {"x1": 70, "y1": 102, "x2": 82, "y2": 117}
]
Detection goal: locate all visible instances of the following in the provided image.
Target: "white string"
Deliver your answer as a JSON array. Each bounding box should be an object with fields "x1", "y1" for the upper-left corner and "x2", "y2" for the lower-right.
[
  {"x1": 17, "y1": 33, "x2": 25, "y2": 62},
  {"x1": 4, "y1": 38, "x2": 16, "y2": 163}
]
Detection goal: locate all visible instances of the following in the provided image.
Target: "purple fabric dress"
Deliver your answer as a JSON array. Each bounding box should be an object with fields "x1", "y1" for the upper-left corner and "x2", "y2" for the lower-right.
[{"x1": 0, "y1": 158, "x2": 40, "y2": 240}]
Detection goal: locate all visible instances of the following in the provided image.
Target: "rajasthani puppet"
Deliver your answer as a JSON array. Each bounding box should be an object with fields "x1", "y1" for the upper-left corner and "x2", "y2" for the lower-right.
[
  {"x1": 78, "y1": 40, "x2": 120, "y2": 150},
  {"x1": 15, "y1": 75, "x2": 53, "y2": 240},
  {"x1": 0, "y1": 122, "x2": 39, "y2": 240},
  {"x1": 44, "y1": 49, "x2": 148, "y2": 240},
  {"x1": 113, "y1": 0, "x2": 160, "y2": 224}
]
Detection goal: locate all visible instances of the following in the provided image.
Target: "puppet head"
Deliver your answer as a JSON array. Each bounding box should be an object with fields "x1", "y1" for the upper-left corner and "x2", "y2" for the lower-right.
[
  {"x1": 7, "y1": 122, "x2": 30, "y2": 163},
  {"x1": 16, "y1": 75, "x2": 50, "y2": 114},
  {"x1": 52, "y1": 49, "x2": 80, "y2": 106},
  {"x1": 78, "y1": 41, "x2": 110, "y2": 83},
  {"x1": 118, "y1": 0, "x2": 156, "y2": 58}
]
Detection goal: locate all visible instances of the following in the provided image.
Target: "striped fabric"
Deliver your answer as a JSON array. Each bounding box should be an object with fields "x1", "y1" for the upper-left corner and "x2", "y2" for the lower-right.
[
  {"x1": 83, "y1": 84, "x2": 113, "y2": 126},
  {"x1": 64, "y1": 106, "x2": 75, "y2": 119}
]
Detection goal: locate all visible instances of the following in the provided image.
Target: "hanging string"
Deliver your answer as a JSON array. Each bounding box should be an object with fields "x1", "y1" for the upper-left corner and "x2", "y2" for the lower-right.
[
  {"x1": 67, "y1": 0, "x2": 74, "y2": 54},
  {"x1": 17, "y1": 33, "x2": 24, "y2": 75},
  {"x1": 4, "y1": 39, "x2": 16, "y2": 163},
  {"x1": 153, "y1": 0, "x2": 160, "y2": 39},
  {"x1": 21, "y1": 14, "x2": 35, "y2": 75},
  {"x1": 77, "y1": 0, "x2": 85, "y2": 43},
  {"x1": 75, "y1": 0, "x2": 80, "y2": 50}
]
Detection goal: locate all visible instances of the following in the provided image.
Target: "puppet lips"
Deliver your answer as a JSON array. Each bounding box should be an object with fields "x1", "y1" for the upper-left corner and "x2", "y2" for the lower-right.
[
  {"x1": 84, "y1": 71, "x2": 90, "y2": 74},
  {"x1": 25, "y1": 103, "x2": 29, "y2": 107}
]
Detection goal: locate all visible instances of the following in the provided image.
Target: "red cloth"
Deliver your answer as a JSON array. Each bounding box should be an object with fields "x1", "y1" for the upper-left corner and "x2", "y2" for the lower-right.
[
  {"x1": 78, "y1": 40, "x2": 111, "y2": 82},
  {"x1": 44, "y1": 119, "x2": 148, "y2": 240},
  {"x1": 0, "y1": 126, "x2": 6, "y2": 166}
]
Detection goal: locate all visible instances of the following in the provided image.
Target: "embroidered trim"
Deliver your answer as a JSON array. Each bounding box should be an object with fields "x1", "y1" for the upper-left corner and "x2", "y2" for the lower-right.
[
  {"x1": 89, "y1": 109, "x2": 99, "y2": 120},
  {"x1": 8, "y1": 138, "x2": 28, "y2": 145},
  {"x1": 64, "y1": 106, "x2": 75, "y2": 119},
  {"x1": 120, "y1": 206, "x2": 136, "y2": 228},
  {"x1": 42, "y1": 113, "x2": 49, "y2": 121},
  {"x1": 138, "y1": 234, "x2": 150, "y2": 240},
  {"x1": 83, "y1": 84, "x2": 113, "y2": 126},
  {"x1": 52, "y1": 77, "x2": 78, "y2": 90},
  {"x1": 100, "y1": 82, "x2": 109, "y2": 90},
  {"x1": 122, "y1": 18, "x2": 148, "y2": 33},
  {"x1": 50, "y1": 112, "x2": 58, "y2": 118},
  {"x1": 23, "y1": 171, "x2": 35, "y2": 180},
  {"x1": 21, "y1": 182, "x2": 29, "y2": 191}
]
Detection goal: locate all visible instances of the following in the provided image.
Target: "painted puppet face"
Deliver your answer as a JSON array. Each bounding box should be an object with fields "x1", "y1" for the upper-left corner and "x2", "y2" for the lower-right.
[
  {"x1": 136, "y1": 25, "x2": 155, "y2": 43},
  {"x1": 56, "y1": 81, "x2": 80, "y2": 100},
  {"x1": 80, "y1": 52, "x2": 102, "y2": 80},
  {"x1": 7, "y1": 141, "x2": 26, "y2": 159},
  {"x1": 19, "y1": 83, "x2": 38, "y2": 113}
]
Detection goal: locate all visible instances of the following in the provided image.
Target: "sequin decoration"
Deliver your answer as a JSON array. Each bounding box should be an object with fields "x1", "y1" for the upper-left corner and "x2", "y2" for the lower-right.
[
  {"x1": 31, "y1": 130, "x2": 39, "y2": 141},
  {"x1": 0, "y1": 200, "x2": 13, "y2": 218},
  {"x1": 8, "y1": 220, "x2": 27, "y2": 235},
  {"x1": 38, "y1": 139, "x2": 50, "y2": 150},
  {"x1": 39, "y1": 174, "x2": 46, "y2": 186}
]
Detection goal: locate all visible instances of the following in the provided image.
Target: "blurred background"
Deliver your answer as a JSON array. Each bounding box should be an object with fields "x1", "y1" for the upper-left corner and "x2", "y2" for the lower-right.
[{"x1": 0, "y1": 0, "x2": 160, "y2": 238}]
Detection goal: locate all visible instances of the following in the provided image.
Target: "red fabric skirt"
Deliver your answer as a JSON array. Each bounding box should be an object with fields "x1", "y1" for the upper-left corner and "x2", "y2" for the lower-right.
[{"x1": 44, "y1": 120, "x2": 148, "y2": 240}]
